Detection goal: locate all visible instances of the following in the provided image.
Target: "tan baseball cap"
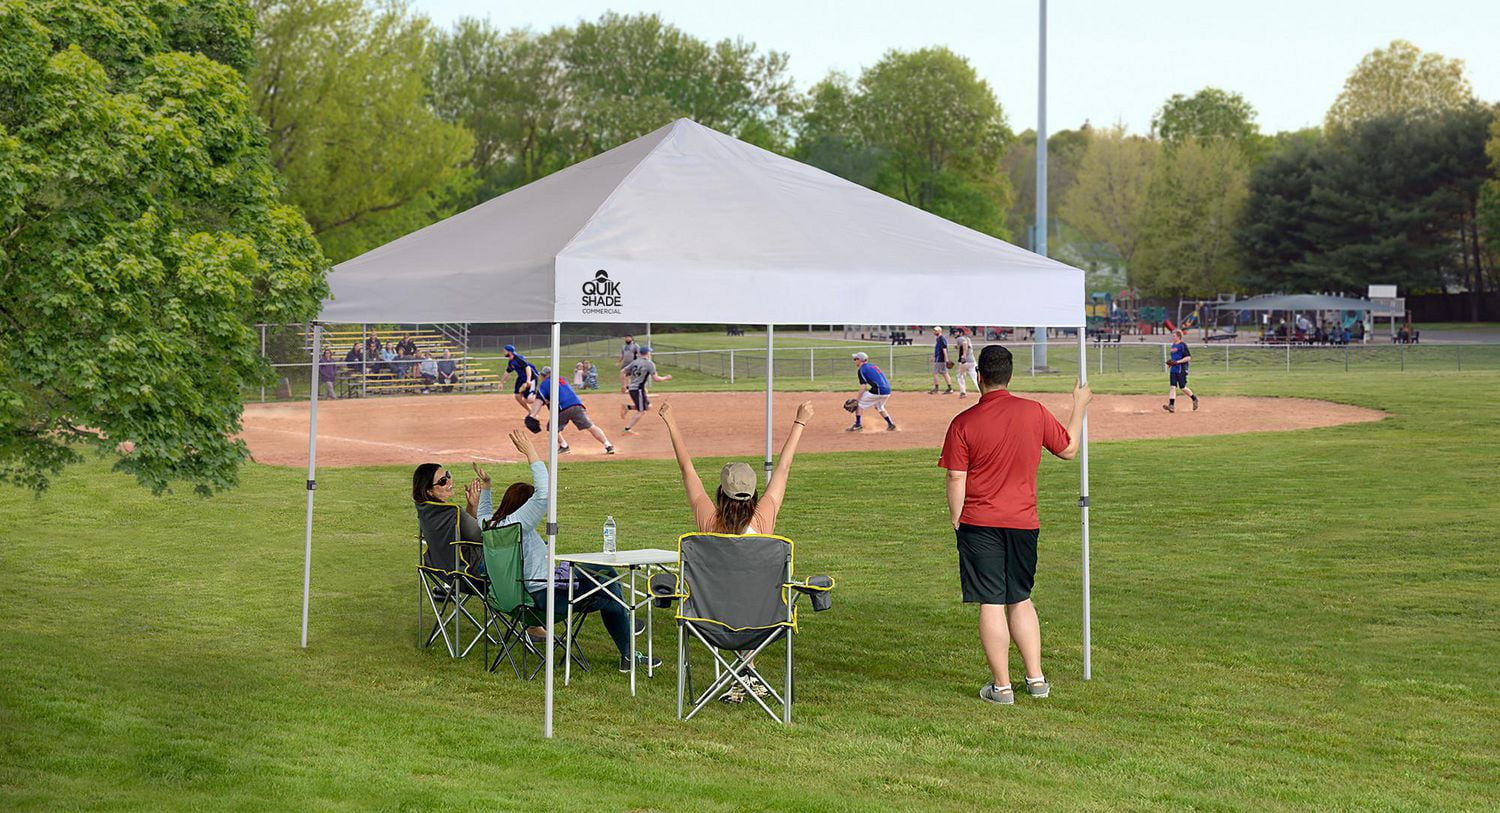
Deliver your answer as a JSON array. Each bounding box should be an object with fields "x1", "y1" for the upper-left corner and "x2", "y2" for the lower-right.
[{"x1": 719, "y1": 462, "x2": 757, "y2": 501}]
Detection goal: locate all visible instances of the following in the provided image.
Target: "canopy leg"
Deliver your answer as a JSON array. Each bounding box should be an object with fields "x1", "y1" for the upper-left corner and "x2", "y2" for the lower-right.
[
  {"x1": 545, "y1": 322, "x2": 561, "y2": 737},
  {"x1": 301, "y1": 323, "x2": 323, "y2": 649},
  {"x1": 764, "y1": 325, "x2": 774, "y2": 484},
  {"x1": 1077, "y1": 329, "x2": 1091, "y2": 680}
]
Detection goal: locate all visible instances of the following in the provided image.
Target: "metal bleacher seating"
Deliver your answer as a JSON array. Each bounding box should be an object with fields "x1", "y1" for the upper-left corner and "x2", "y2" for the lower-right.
[{"x1": 303, "y1": 328, "x2": 501, "y2": 397}]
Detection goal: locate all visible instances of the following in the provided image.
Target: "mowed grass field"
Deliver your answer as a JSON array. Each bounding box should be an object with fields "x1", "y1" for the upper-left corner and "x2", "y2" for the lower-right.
[{"x1": 3, "y1": 370, "x2": 1498, "y2": 810}]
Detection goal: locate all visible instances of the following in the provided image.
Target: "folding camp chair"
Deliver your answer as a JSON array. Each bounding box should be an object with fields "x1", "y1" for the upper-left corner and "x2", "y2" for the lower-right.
[
  {"x1": 652, "y1": 533, "x2": 835, "y2": 723},
  {"x1": 415, "y1": 526, "x2": 490, "y2": 659},
  {"x1": 479, "y1": 523, "x2": 592, "y2": 679}
]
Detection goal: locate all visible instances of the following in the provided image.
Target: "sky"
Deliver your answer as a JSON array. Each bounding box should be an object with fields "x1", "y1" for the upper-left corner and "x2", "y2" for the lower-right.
[{"x1": 410, "y1": 0, "x2": 1500, "y2": 136}]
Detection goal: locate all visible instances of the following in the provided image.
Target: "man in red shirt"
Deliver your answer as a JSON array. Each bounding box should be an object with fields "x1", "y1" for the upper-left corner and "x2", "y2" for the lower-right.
[{"x1": 939, "y1": 344, "x2": 1092, "y2": 705}]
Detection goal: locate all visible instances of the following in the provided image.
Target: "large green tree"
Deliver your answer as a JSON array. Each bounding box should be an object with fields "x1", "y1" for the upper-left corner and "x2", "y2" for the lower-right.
[
  {"x1": 1152, "y1": 86, "x2": 1268, "y2": 164},
  {"x1": 1239, "y1": 109, "x2": 1493, "y2": 295},
  {"x1": 429, "y1": 12, "x2": 797, "y2": 211},
  {"x1": 803, "y1": 47, "x2": 1012, "y2": 238},
  {"x1": 250, "y1": 0, "x2": 472, "y2": 262},
  {"x1": 1133, "y1": 138, "x2": 1249, "y2": 296},
  {"x1": 1060, "y1": 124, "x2": 1158, "y2": 271},
  {"x1": 1325, "y1": 39, "x2": 1474, "y2": 130},
  {"x1": 0, "y1": 0, "x2": 327, "y2": 493},
  {"x1": 1002, "y1": 125, "x2": 1091, "y2": 250}
]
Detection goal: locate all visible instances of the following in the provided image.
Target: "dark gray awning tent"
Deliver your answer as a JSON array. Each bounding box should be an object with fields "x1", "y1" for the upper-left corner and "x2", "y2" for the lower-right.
[{"x1": 1213, "y1": 294, "x2": 1401, "y2": 315}]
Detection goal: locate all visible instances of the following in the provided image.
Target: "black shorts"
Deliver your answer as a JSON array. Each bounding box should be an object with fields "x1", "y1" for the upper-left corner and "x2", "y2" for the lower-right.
[
  {"x1": 956, "y1": 525, "x2": 1039, "y2": 605},
  {"x1": 514, "y1": 376, "x2": 534, "y2": 395},
  {"x1": 1170, "y1": 366, "x2": 1188, "y2": 388},
  {"x1": 627, "y1": 388, "x2": 649, "y2": 412},
  {"x1": 557, "y1": 404, "x2": 593, "y2": 430}
]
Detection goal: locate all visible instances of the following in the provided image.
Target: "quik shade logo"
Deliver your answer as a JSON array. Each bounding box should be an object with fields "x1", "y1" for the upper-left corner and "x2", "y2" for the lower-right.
[{"x1": 581, "y1": 269, "x2": 622, "y2": 314}]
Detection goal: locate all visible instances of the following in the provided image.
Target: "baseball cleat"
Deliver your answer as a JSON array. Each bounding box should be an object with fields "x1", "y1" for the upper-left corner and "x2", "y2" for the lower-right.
[
  {"x1": 1162, "y1": 403, "x2": 1175, "y2": 413},
  {"x1": 1192, "y1": 396, "x2": 1200, "y2": 411},
  {"x1": 943, "y1": 388, "x2": 954, "y2": 395},
  {"x1": 845, "y1": 423, "x2": 863, "y2": 432},
  {"x1": 885, "y1": 423, "x2": 898, "y2": 431},
  {"x1": 558, "y1": 446, "x2": 570, "y2": 454},
  {"x1": 927, "y1": 387, "x2": 938, "y2": 395},
  {"x1": 604, "y1": 446, "x2": 615, "y2": 455}
]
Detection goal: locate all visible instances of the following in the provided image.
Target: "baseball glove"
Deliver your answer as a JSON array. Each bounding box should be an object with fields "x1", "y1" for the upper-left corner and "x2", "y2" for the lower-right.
[
  {"x1": 945, "y1": 360, "x2": 956, "y2": 369},
  {"x1": 842, "y1": 398, "x2": 859, "y2": 413},
  {"x1": 523, "y1": 416, "x2": 542, "y2": 434}
]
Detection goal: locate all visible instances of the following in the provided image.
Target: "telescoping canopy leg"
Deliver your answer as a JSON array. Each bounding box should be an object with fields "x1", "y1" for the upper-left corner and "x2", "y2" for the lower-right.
[
  {"x1": 764, "y1": 325, "x2": 774, "y2": 484},
  {"x1": 1076, "y1": 329, "x2": 1091, "y2": 680},
  {"x1": 301, "y1": 324, "x2": 323, "y2": 648},
  {"x1": 544, "y1": 323, "x2": 561, "y2": 737}
]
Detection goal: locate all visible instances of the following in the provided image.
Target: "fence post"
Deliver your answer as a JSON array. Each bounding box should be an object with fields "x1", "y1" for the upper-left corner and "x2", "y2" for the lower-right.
[
  {"x1": 1224, "y1": 344, "x2": 1229, "y2": 373},
  {"x1": 889, "y1": 344, "x2": 895, "y2": 379},
  {"x1": 1457, "y1": 344, "x2": 1462, "y2": 372},
  {"x1": 1285, "y1": 340, "x2": 1290, "y2": 373},
  {"x1": 1344, "y1": 344, "x2": 1348, "y2": 372},
  {"x1": 1116, "y1": 342, "x2": 1121, "y2": 373},
  {"x1": 1401, "y1": 344, "x2": 1405, "y2": 372},
  {"x1": 810, "y1": 347, "x2": 815, "y2": 381},
  {"x1": 729, "y1": 349, "x2": 735, "y2": 384},
  {"x1": 1098, "y1": 340, "x2": 1103, "y2": 375}
]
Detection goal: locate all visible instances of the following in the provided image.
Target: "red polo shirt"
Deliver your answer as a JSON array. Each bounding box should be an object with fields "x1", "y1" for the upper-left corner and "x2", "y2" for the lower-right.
[{"x1": 938, "y1": 389, "x2": 1070, "y2": 529}]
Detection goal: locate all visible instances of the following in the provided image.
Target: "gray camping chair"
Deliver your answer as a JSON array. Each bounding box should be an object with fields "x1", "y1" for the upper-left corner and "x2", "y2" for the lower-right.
[{"x1": 651, "y1": 533, "x2": 835, "y2": 723}]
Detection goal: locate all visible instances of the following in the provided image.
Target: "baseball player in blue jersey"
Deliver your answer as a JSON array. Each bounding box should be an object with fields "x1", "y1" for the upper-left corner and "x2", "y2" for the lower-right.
[
  {"x1": 846, "y1": 352, "x2": 897, "y2": 431},
  {"x1": 1163, "y1": 330, "x2": 1199, "y2": 413},
  {"x1": 501, "y1": 344, "x2": 540, "y2": 413},
  {"x1": 528, "y1": 367, "x2": 615, "y2": 454}
]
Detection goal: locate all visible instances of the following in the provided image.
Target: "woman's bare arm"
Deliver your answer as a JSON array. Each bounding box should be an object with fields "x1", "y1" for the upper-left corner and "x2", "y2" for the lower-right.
[
  {"x1": 763, "y1": 401, "x2": 814, "y2": 510},
  {"x1": 659, "y1": 401, "x2": 714, "y2": 525}
]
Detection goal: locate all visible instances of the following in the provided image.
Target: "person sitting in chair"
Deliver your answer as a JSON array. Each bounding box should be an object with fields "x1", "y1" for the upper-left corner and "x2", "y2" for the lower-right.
[
  {"x1": 485, "y1": 430, "x2": 658, "y2": 673},
  {"x1": 658, "y1": 398, "x2": 815, "y2": 701},
  {"x1": 413, "y1": 461, "x2": 492, "y2": 577}
]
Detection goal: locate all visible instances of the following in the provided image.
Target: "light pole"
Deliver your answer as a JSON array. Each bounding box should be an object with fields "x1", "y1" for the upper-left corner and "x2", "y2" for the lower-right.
[{"x1": 1033, "y1": 0, "x2": 1050, "y2": 371}]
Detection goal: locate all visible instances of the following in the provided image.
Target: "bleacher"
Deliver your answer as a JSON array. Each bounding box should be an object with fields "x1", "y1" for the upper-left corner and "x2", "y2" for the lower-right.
[{"x1": 303, "y1": 328, "x2": 501, "y2": 397}]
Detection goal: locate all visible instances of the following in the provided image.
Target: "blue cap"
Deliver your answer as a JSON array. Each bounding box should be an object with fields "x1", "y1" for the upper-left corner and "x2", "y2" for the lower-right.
[
  {"x1": 503, "y1": 344, "x2": 516, "y2": 353},
  {"x1": 639, "y1": 346, "x2": 652, "y2": 354}
]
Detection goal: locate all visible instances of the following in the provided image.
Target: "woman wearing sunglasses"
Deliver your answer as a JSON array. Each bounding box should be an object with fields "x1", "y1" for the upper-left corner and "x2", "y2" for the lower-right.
[{"x1": 413, "y1": 460, "x2": 492, "y2": 577}]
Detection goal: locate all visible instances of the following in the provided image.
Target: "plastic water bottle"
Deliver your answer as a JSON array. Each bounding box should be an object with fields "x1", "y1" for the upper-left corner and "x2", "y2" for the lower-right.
[{"x1": 602, "y1": 515, "x2": 617, "y2": 554}]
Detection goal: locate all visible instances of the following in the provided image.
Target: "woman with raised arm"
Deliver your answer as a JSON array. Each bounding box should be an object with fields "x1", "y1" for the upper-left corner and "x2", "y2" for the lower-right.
[
  {"x1": 658, "y1": 399, "x2": 814, "y2": 703},
  {"x1": 484, "y1": 429, "x2": 657, "y2": 673},
  {"x1": 659, "y1": 400, "x2": 814, "y2": 535}
]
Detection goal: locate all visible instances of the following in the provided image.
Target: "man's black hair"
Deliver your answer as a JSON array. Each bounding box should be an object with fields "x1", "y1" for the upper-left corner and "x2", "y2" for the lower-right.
[{"x1": 977, "y1": 344, "x2": 1013, "y2": 387}]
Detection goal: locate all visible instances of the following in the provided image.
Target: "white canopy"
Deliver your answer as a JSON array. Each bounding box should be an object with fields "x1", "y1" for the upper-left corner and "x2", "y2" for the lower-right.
[
  {"x1": 320, "y1": 118, "x2": 1083, "y2": 327},
  {"x1": 300, "y1": 118, "x2": 1095, "y2": 739}
]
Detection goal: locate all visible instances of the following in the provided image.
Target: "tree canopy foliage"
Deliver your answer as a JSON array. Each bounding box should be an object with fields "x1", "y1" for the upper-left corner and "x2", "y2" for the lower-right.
[
  {"x1": 0, "y1": 0, "x2": 327, "y2": 493},
  {"x1": 796, "y1": 47, "x2": 1014, "y2": 238},
  {"x1": 1326, "y1": 39, "x2": 1474, "y2": 131},
  {"x1": 250, "y1": 0, "x2": 472, "y2": 262},
  {"x1": 1240, "y1": 108, "x2": 1493, "y2": 294}
]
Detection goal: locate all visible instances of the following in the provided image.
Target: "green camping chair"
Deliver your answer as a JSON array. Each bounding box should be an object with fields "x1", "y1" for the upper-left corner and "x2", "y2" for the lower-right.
[{"x1": 480, "y1": 523, "x2": 591, "y2": 679}]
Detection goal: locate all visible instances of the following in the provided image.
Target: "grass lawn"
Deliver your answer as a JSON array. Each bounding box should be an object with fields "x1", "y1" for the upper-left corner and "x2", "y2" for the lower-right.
[{"x1": 2, "y1": 370, "x2": 1497, "y2": 809}]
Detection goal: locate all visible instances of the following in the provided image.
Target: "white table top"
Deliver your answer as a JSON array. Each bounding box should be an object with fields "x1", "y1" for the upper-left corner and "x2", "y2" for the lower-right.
[{"x1": 556, "y1": 548, "x2": 679, "y2": 567}]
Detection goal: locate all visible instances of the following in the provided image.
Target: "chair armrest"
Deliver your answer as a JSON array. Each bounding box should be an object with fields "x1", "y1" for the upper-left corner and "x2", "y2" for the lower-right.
[
  {"x1": 649, "y1": 572, "x2": 682, "y2": 608},
  {"x1": 787, "y1": 575, "x2": 835, "y2": 611}
]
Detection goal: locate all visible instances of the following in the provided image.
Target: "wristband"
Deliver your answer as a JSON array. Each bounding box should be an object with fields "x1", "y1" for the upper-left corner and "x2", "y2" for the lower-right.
[{"x1": 793, "y1": 421, "x2": 806, "y2": 427}]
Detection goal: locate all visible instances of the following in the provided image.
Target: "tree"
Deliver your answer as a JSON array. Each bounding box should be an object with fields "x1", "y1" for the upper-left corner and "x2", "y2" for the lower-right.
[
  {"x1": 1060, "y1": 125, "x2": 1158, "y2": 270},
  {"x1": 1239, "y1": 109, "x2": 1493, "y2": 296},
  {"x1": 854, "y1": 47, "x2": 1013, "y2": 237},
  {"x1": 250, "y1": 0, "x2": 472, "y2": 261},
  {"x1": 1325, "y1": 40, "x2": 1474, "y2": 130},
  {"x1": 1152, "y1": 87, "x2": 1258, "y2": 145},
  {"x1": 1478, "y1": 113, "x2": 1500, "y2": 303},
  {"x1": 1003, "y1": 125, "x2": 1091, "y2": 250},
  {"x1": 792, "y1": 73, "x2": 882, "y2": 187},
  {"x1": 429, "y1": 12, "x2": 797, "y2": 212},
  {"x1": 1133, "y1": 138, "x2": 1249, "y2": 296},
  {"x1": 0, "y1": 1, "x2": 327, "y2": 493}
]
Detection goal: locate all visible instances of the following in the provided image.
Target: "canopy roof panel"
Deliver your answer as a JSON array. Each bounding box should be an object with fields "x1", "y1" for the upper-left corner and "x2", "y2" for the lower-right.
[{"x1": 321, "y1": 118, "x2": 1083, "y2": 326}]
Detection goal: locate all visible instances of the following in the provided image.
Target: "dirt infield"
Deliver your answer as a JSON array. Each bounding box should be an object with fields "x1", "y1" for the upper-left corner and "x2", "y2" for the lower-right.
[{"x1": 240, "y1": 390, "x2": 1386, "y2": 468}]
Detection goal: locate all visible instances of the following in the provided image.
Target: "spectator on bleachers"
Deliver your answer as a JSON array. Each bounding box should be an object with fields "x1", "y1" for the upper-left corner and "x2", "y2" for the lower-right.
[
  {"x1": 378, "y1": 345, "x2": 397, "y2": 375},
  {"x1": 365, "y1": 332, "x2": 383, "y2": 357},
  {"x1": 397, "y1": 334, "x2": 418, "y2": 357},
  {"x1": 319, "y1": 349, "x2": 339, "y2": 400},
  {"x1": 419, "y1": 352, "x2": 438, "y2": 392},
  {"x1": 437, "y1": 351, "x2": 458, "y2": 391},
  {"x1": 344, "y1": 343, "x2": 363, "y2": 371}
]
